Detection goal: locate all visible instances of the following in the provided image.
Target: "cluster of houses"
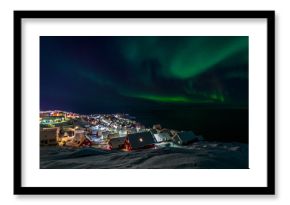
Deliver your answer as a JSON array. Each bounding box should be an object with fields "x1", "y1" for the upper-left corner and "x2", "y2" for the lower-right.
[
  {"x1": 40, "y1": 112, "x2": 203, "y2": 151},
  {"x1": 40, "y1": 110, "x2": 80, "y2": 127}
]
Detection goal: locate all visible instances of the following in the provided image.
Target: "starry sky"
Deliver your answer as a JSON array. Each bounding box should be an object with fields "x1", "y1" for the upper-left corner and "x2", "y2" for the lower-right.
[{"x1": 40, "y1": 36, "x2": 248, "y2": 114}]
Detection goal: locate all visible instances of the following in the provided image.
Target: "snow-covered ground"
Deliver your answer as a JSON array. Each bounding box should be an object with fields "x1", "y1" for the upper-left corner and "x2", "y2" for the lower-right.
[{"x1": 40, "y1": 141, "x2": 248, "y2": 169}]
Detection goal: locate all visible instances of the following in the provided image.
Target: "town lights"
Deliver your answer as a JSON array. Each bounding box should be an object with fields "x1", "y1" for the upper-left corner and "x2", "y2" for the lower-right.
[{"x1": 139, "y1": 138, "x2": 143, "y2": 142}]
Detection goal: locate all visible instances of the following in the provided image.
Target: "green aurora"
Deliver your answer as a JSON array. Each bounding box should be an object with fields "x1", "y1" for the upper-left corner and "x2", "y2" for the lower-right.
[
  {"x1": 41, "y1": 36, "x2": 248, "y2": 110},
  {"x1": 87, "y1": 36, "x2": 247, "y2": 106}
]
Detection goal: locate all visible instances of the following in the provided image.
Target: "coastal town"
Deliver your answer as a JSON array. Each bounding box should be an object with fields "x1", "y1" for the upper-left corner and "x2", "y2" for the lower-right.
[{"x1": 40, "y1": 110, "x2": 204, "y2": 151}]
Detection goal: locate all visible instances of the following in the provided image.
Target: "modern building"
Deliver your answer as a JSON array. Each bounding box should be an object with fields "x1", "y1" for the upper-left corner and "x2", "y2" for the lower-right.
[{"x1": 40, "y1": 127, "x2": 59, "y2": 146}]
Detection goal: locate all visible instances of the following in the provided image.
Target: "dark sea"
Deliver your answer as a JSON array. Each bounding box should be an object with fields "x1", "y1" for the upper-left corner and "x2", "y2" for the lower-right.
[{"x1": 131, "y1": 107, "x2": 248, "y2": 143}]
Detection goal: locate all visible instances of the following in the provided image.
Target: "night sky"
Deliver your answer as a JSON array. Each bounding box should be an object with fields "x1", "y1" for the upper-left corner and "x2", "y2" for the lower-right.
[
  {"x1": 40, "y1": 36, "x2": 248, "y2": 114},
  {"x1": 40, "y1": 36, "x2": 249, "y2": 142}
]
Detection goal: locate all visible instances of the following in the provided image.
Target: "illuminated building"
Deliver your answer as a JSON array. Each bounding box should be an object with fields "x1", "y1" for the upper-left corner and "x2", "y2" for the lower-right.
[{"x1": 40, "y1": 127, "x2": 60, "y2": 146}]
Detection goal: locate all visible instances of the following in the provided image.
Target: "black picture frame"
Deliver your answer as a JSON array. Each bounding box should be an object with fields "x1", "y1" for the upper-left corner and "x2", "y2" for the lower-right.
[{"x1": 14, "y1": 10, "x2": 275, "y2": 195}]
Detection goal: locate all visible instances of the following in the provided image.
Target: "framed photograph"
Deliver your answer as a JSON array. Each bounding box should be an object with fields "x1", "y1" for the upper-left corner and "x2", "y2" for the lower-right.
[{"x1": 14, "y1": 10, "x2": 275, "y2": 195}]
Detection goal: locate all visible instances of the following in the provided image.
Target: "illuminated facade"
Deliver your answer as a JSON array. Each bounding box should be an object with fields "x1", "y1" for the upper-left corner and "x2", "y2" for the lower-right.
[{"x1": 40, "y1": 127, "x2": 60, "y2": 146}]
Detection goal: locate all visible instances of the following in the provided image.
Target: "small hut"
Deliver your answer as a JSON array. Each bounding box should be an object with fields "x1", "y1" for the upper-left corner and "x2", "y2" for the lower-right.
[
  {"x1": 153, "y1": 132, "x2": 171, "y2": 143},
  {"x1": 172, "y1": 131, "x2": 198, "y2": 145}
]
